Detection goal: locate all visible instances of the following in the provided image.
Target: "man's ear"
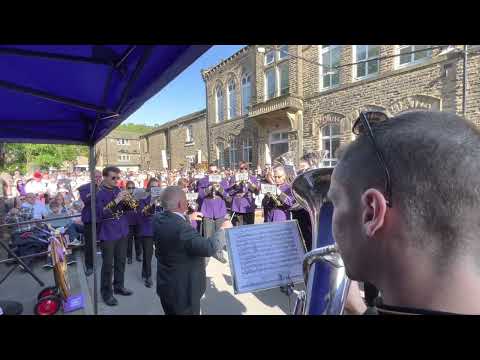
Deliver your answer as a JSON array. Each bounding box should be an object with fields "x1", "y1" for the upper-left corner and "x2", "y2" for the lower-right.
[{"x1": 361, "y1": 188, "x2": 388, "y2": 237}]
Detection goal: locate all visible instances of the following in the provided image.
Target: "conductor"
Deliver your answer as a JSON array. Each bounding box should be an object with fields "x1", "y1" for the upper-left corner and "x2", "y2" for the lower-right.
[{"x1": 153, "y1": 186, "x2": 232, "y2": 315}]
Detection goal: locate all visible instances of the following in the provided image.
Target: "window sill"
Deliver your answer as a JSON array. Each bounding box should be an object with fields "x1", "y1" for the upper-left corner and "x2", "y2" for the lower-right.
[
  {"x1": 395, "y1": 58, "x2": 430, "y2": 70},
  {"x1": 353, "y1": 73, "x2": 379, "y2": 82},
  {"x1": 185, "y1": 142, "x2": 195, "y2": 147}
]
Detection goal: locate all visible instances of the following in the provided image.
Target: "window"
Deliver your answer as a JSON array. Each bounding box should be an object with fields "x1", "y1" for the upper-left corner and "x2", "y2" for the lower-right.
[
  {"x1": 264, "y1": 45, "x2": 290, "y2": 101},
  {"x1": 354, "y1": 45, "x2": 380, "y2": 79},
  {"x1": 265, "y1": 50, "x2": 275, "y2": 65},
  {"x1": 186, "y1": 155, "x2": 195, "y2": 165},
  {"x1": 398, "y1": 45, "x2": 432, "y2": 67},
  {"x1": 320, "y1": 124, "x2": 341, "y2": 167},
  {"x1": 215, "y1": 85, "x2": 224, "y2": 122},
  {"x1": 118, "y1": 155, "x2": 131, "y2": 162},
  {"x1": 186, "y1": 124, "x2": 193, "y2": 143},
  {"x1": 227, "y1": 78, "x2": 237, "y2": 119},
  {"x1": 242, "y1": 138, "x2": 253, "y2": 164},
  {"x1": 217, "y1": 143, "x2": 224, "y2": 167},
  {"x1": 265, "y1": 68, "x2": 276, "y2": 100},
  {"x1": 269, "y1": 131, "x2": 289, "y2": 160},
  {"x1": 241, "y1": 73, "x2": 252, "y2": 115},
  {"x1": 278, "y1": 62, "x2": 289, "y2": 95},
  {"x1": 116, "y1": 139, "x2": 129, "y2": 146},
  {"x1": 320, "y1": 45, "x2": 342, "y2": 89},
  {"x1": 278, "y1": 45, "x2": 289, "y2": 60},
  {"x1": 229, "y1": 139, "x2": 238, "y2": 169}
]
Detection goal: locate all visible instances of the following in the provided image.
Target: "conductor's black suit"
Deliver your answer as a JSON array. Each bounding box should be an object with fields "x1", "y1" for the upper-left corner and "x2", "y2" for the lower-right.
[{"x1": 153, "y1": 210, "x2": 224, "y2": 315}]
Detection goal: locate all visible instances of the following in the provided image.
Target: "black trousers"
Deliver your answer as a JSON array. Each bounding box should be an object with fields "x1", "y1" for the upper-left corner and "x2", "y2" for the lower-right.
[
  {"x1": 127, "y1": 224, "x2": 142, "y2": 260},
  {"x1": 100, "y1": 237, "x2": 127, "y2": 299},
  {"x1": 232, "y1": 212, "x2": 255, "y2": 226},
  {"x1": 141, "y1": 236, "x2": 153, "y2": 279}
]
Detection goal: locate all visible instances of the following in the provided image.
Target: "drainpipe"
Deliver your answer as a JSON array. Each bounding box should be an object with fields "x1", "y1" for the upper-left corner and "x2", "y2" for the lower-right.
[{"x1": 462, "y1": 45, "x2": 468, "y2": 118}]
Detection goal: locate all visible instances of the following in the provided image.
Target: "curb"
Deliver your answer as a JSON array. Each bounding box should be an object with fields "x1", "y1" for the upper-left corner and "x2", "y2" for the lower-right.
[{"x1": 73, "y1": 251, "x2": 94, "y2": 315}]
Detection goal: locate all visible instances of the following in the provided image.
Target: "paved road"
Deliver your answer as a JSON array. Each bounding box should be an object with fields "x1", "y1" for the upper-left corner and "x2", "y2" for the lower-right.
[{"x1": 83, "y1": 249, "x2": 301, "y2": 315}]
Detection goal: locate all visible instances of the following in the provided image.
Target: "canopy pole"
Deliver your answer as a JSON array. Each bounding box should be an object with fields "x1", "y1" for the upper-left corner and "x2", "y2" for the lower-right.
[{"x1": 89, "y1": 144, "x2": 99, "y2": 315}]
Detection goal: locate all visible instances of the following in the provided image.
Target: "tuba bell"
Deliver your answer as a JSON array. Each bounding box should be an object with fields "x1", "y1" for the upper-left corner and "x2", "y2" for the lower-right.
[{"x1": 291, "y1": 152, "x2": 351, "y2": 315}]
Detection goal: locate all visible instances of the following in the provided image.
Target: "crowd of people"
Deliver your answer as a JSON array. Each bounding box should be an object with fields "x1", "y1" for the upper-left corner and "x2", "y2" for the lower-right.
[
  {"x1": 0, "y1": 160, "x2": 308, "y2": 313},
  {"x1": 3, "y1": 110, "x2": 480, "y2": 316}
]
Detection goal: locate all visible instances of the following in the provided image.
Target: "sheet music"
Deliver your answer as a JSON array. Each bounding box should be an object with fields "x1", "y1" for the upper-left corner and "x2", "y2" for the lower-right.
[
  {"x1": 236, "y1": 173, "x2": 249, "y2": 182},
  {"x1": 209, "y1": 175, "x2": 222, "y2": 183},
  {"x1": 226, "y1": 221, "x2": 305, "y2": 294},
  {"x1": 186, "y1": 192, "x2": 199, "y2": 201},
  {"x1": 261, "y1": 183, "x2": 279, "y2": 195},
  {"x1": 150, "y1": 187, "x2": 163, "y2": 198}
]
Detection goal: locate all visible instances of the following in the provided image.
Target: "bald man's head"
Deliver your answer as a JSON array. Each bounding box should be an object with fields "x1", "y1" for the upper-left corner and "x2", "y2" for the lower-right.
[{"x1": 160, "y1": 186, "x2": 187, "y2": 213}]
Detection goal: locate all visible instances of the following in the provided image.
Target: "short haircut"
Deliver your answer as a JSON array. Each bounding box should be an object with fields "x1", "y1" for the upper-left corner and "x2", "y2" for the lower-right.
[
  {"x1": 160, "y1": 186, "x2": 185, "y2": 210},
  {"x1": 335, "y1": 111, "x2": 480, "y2": 263},
  {"x1": 102, "y1": 166, "x2": 120, "y2": 177},
  {"x1": 177, "y1": 178, "x2": 189, "y2": 188},
  {"x1": 239, "y1": 161, "x2": 248, "y2": 168}
]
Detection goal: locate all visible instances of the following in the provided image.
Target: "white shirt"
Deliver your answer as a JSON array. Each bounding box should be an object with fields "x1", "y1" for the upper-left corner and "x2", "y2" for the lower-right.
[{"x1": 25, "y1": 180, "x2": 45, "y2": 194}]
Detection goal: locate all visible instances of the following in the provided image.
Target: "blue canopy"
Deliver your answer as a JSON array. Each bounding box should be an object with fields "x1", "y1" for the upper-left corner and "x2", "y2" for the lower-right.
[{"x1": 0, "y1": 45, "x2": 211, "y2": 144}]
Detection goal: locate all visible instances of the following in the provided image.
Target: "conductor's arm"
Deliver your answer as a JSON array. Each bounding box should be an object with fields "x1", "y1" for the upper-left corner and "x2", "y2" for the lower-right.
[{"x1": 181, "y1": 222, "x2": 225, "y2": 257}]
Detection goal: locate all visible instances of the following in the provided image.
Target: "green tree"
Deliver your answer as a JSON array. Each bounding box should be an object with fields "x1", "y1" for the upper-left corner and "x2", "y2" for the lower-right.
[{"x1": 0, "y1": 143, "x2": 88, "y2": 174}]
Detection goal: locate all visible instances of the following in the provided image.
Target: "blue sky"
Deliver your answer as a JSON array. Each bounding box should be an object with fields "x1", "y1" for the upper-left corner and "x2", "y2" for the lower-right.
[{"x1": 125, "y1": 45, "x2": 246, "y2": 126}]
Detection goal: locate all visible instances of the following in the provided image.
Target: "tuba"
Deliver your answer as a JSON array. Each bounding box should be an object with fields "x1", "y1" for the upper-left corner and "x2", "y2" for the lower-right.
[{"x1": 291, "y1": 151, "x2": 351, "y2": 315}]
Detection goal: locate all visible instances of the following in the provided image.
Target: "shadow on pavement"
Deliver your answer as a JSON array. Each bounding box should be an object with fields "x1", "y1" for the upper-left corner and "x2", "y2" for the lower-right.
[
  {"x1": 251, "y1": 287, "x2": 291, "y2": 314},
  {"x1": 201, "y1": 276, "x2": 247, "y2": 315},
  {"x1": 222, "y1": 274, "x2": 233, "y2": 286}
]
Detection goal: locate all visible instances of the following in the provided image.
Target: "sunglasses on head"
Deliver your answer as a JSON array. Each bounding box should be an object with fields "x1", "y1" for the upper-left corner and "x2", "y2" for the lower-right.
[{"x1": 352, "y1": 111, "x2": 392, "y2": 208}]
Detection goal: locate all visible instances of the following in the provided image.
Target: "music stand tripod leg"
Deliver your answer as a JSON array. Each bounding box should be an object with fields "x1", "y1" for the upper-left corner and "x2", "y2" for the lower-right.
[{"x1": 0, "y1": 240, "x2": 45, "y2": 287}]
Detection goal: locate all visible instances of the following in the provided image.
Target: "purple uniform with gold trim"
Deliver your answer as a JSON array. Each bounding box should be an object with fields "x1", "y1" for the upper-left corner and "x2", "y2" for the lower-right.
[
  {"x1": 262, "y1": 183, "x2": 295, "y2": 222},
  {"x1": 229, "y1": 175, "x2": 259, "y2": 214},
  {"x1": 138, "y1": 195, "x2": 163, "y2": 237},
  {"x1": 95, "y1": 186, "x2": 129, "y2": 241}
]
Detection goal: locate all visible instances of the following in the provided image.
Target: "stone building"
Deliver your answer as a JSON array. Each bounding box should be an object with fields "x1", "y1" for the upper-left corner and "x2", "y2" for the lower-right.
[
  {"x1": 202, "y1": 45, "x2": 480, "y2": 168},
  {"x1": 140, "y1": 110, "x2": 207, "y2": 170},
  {"x1": 96, "y1": 130, "x2": 142, "y2": 171}
]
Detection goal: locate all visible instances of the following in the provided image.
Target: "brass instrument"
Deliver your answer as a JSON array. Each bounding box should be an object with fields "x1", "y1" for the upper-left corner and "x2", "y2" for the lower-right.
[
  {"x1": 291, "y1": 163, "x2": 351, "y2": 315},
  {"x1": 121, "y1": 191, "x2": 140, "y2": 211}
]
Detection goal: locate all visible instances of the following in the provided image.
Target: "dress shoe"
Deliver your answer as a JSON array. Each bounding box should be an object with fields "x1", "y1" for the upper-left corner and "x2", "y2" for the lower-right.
[
  {"x1": 144, "y1": 278, "x2": 153, "y2": 288},
  {"x1": 104, "y1": 296, "x2": 118, "y2": 306},
  {"x1": 127, "y1": 258, "x2": 132, "y2": 264},
  {"x1": 136, "y1": 255, "x2": 142, "y2": 262},
  {"x1": 85, "y1": 268, "x2": 94, "y2": 277},
  {"x1": 214, "y1": 251, "x2": 227, "y2": 264},
  {"x1": 114, "y1": 287, "x2": 133, "y2": 296}
]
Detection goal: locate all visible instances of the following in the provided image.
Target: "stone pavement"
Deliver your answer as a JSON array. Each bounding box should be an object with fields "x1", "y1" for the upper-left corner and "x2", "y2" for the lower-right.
[
  {"x1": 83, "y1": 249, "x2": 303, "y2": 315},
  {"x1": 1, "y1": 240, "x2": 304, "y2": 315},
  {"x1": 0, "y1": 249, "x2": 90, "y2": 315}
]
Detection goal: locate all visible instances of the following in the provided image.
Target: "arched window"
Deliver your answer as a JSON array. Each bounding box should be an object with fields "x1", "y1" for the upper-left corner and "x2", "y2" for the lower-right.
[
  {"x1": 241, "y1": 73, "x2": 252, "y2": 115},
  {"x1": 242, "y1": 137, "x2": 253, "y2": 165},
  {"x1": 215, "y1": 85, "x2": 224, "y2": 123},
  {"x1": 320, "y1": 123, "x2": 341, "y2": 167},
  {"x1": 217, "y1": 143, "x2": 224, "y2": 167},
  {"x1": 227, "y1": 78, "x2": 237, "y2": 119},
  {"x1": 229, "y1": 138, "x2": 238, "y2": 169}
]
